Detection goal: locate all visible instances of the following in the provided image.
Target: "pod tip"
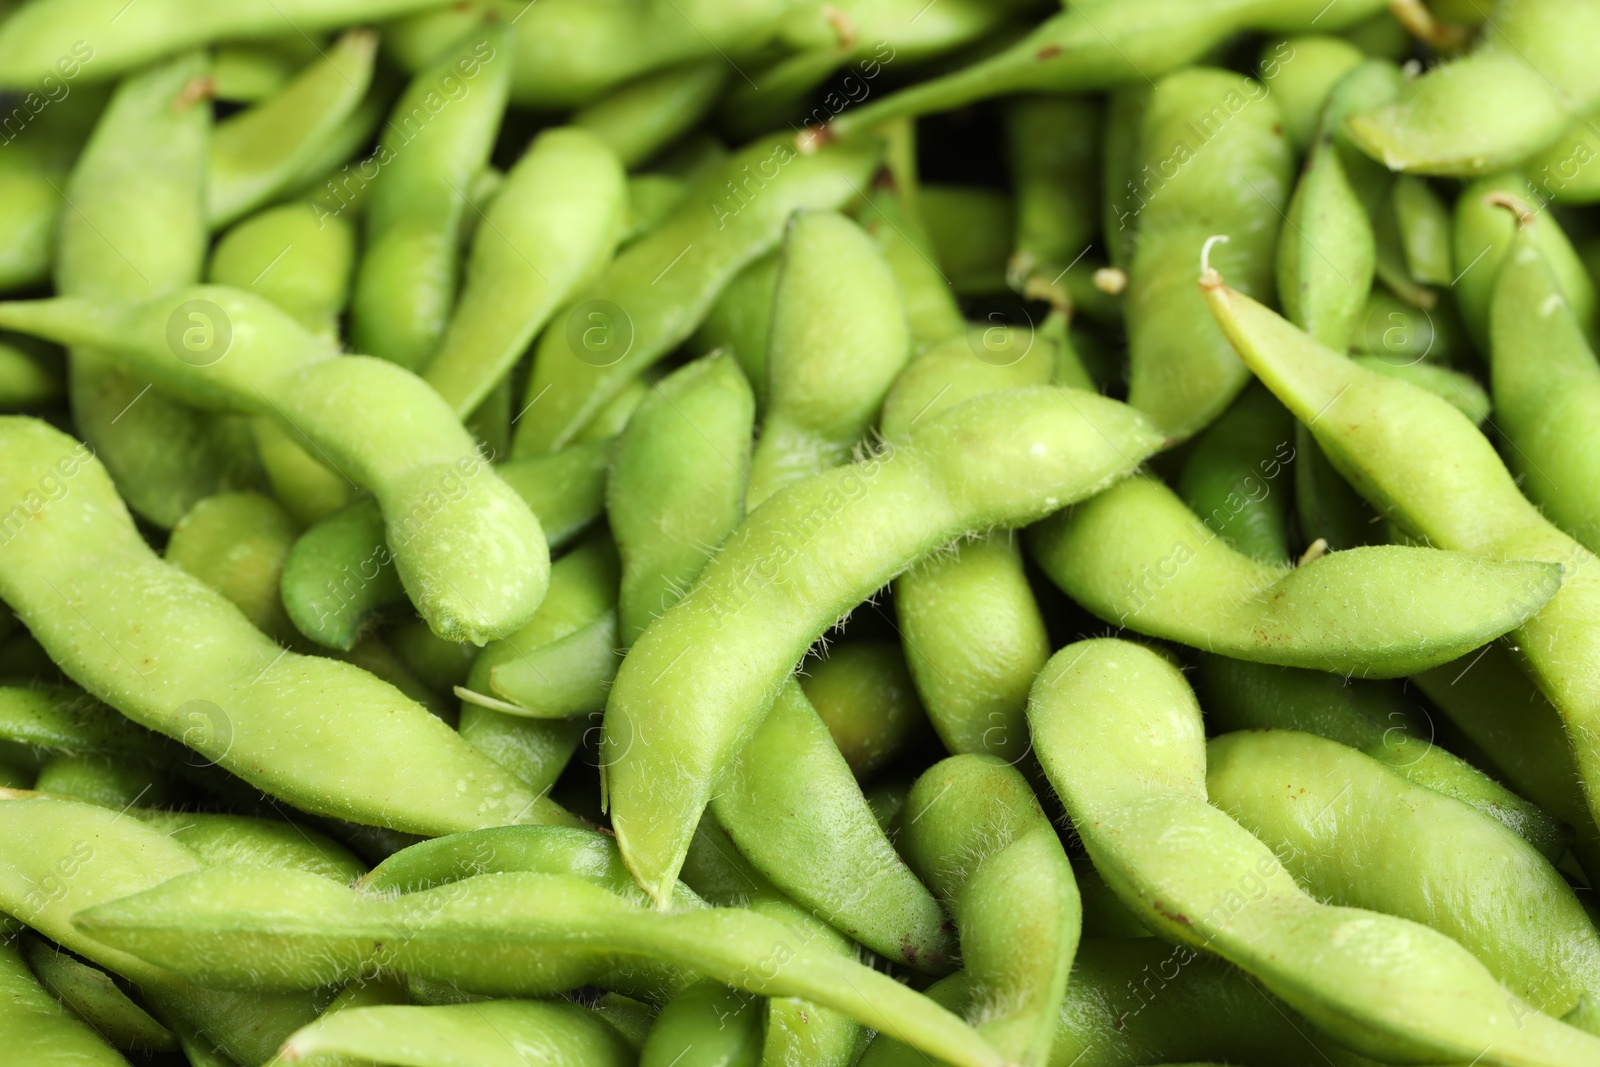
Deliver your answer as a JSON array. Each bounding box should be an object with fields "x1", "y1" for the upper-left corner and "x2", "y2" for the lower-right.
[{"x1": 1198, "y1": 235, "x2": 1230, "y2": 291}]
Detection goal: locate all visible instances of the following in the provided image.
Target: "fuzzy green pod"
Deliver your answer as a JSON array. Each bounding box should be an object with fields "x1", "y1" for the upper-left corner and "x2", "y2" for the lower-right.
[
  {"x1": 712, "y1": 678, "x2": 954, "y2": 973},
  {"x1": 23, "y1": 937, "x2": 176, "y2": 1052},
  {"x1": 76, "y1": 865, "x2": 1011, "y2": 1067},
  {"x1": 640, "y1": 982, "x2": 762, "y2": 1067},
  {"x1": 1177, "y1": 383, "x2": 1296, "y2": 562},
  {"x1": 574, "y1": 60, "x2": 728, "y2": 169},
  {"x1": 0, "y1": 938, "x2": 132, "y2": 1066},
  {"x1": 1030, "y1": 474, "x2": 1558, "y2": 676},
  {"x1": 1205, "y1": 269, "x2": 1600, "y2": 848},
  {"x1": 687, "y1": 252, "x2": 781, "y2": 405},
  {"x1": 609, "y1": 353, "x2": 755, "y2": 645},
  {"x1": 902, "y1": 755, "x2": 1080, "y2": 1067},
  {"x1": 604, "y1": 386, "x2": 1164, "y2": 904},
  {"x1": 1277, "y1": 118, "x2": 1374, "y2": 351},
  {"x1": 1125, "y1": 68, "x2": 1291, "y2": 439},
  {"x1": 1004, "y1": 95, "x2": 1105, "y2": 313},
  {"x1": 0, "y1": 417, "x2": 571, "y2": 833},
  {"x1": 166, "y1": 492, "x2": 300, "y2": 645},
  {"x1": 1256, "y1": 36, "x2": 1362, "y2": 154},
  {"x1": 747, "y1": 211, "x2": 911, "y2": 507},
  {"x1": 205, "y1": 30, "x2": 378, "y2": 228},
  {"x1": 132, "y1": 809, "x2": 365, "y2": 882},
  {"x1": 423, "y1": 126, "x2": 627, "y2": 417},
  {"x1": 208, "y1": 203, "x2": 356, "y2": 342},
  {"x1": 513, "y1": 134, "x2": 880, "y2": 455},
  {"x1": 855, "y1": 185, "x2": 968, "y2": 351},
  {"x1": 1346, "y1": 0, "x2": 1600, "y2": 175},
  {"x1": 1209, "y1": 729, "x2": 1600, "y2": 1019},
  {"x1": 34, "y1": 752, "x2": 173, "y2": 809},
  {"x1": 800, "y1": 641, "x2": 929, "y2": 780},
  {"x1": 0, "y1": 337, "x2": 60, "y2": 409},
  {"x1": 0, "y1": 286, "x2": 549, "y2": 645},
  {"x1": 1028, "y1": 638, "x2": 1600, "y2": 1067},
  {"x1": 1489, "y1": 221, "x2": 1600, "y2": 554}
]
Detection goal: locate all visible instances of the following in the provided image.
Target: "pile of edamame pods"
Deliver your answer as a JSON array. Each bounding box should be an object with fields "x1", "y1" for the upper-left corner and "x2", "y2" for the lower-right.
[{"x1": 7, "y1": 0, "x2": 1600, "y2": 1065}]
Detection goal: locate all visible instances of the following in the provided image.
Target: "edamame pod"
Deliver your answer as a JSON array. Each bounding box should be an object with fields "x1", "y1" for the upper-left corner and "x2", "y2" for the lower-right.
[
  {"x1": 512, "y1": 134, "x2": 880, "y2": 455},
  {"x1": 0, "y1": 337, "x2": 60, "y2": 409},
  {"x1": 1028, "y1": 638, "x2": 1600, "y2": 1066},
  {"x1": 1125, "y1": 68, "x2": 1291, "y2": 439},
  {"x1": 1029, "y1": 475, "x2": 1558, "y2": 676},
  {"x1": 1177, "y1": 384, "x2": 1295, "y2": 562},
  {"x1": 1204, "y1": 267, "x2": 1600, "y2": 841},
  {"x1": 687, "y1": 253, "x2": 781, "y2": 407},
  {"x1": 205, "y1": 30, "x2": 377, "y2": 228},
  {"x1": 711, "y1": 678, "x2": 954, "y2": 972},
  {"x1": 208, "y1": 202, "x2": 357, "y2": 343},
  {"x1": 605, "y1": 386, "x2": 1164, "y2": 904},
  {"x1": 573, "y1": 61, "x2": 728, "y2": 169},
  {"x1": 422, "y1": 127, "x2": 626, "y2": 417},
  {"x1": 0, "y1": 287, "x2": 549, "y2": 645},
  {"x1": 1489, "y1": 216, "x2": 1600, "y2": 555},
  {"x1": 746, "y1": 211, "x2": 911, "y2": 508},
  {"x1": 167, "y1": 492, "x2": 300, "y2": 645},
  {"x1": 1209, "y1": 729, "x2": 1600, "y2": 1020},
  {"x1": 903, "y1": 755, "x2": 1079, "y2": 1067},
  {"x1": 34, "y1": 752, "x2": 171, "y2": 809},
  {"x1": 1195, "y1": 652, "x2": 1568, "y2": 861},
  {"x1": 640, "y1": 981, "x2": 763, "y2": 1067},
  {"x1": 1258, "y1": 36, "x2": 1362, "y2": 155},
  {"x1": 350, "y1": 24, "x2": 510, "y2": 370},
  {"x1": 360, "y1": 824, "x2": 654, "y2": 902},
  {"x1": 78, "y1": 865, "x2": 1011, "y2": 1067},
  {"x1": 23, "y1": 937, "x2": 177, "y2": 1051},
  {"x1": 799, "y1": 641, "x2": 929, "y2": 779},
  {"x1": 609, "y1": 353, "x2": 755, "y2": 645},
  {"x1": 0, "y1": 937, "x2": 130, "y2": 1066},
  {"x1": 855, "y1": 183, "x2": 969, "y2": 349},
  {"x1": 1346, "y1": 0, "x2": 1600, "y2": 175},
  {"x1": 0, "y1": 418, "x2": 570, "y2": 833},
  {"x1": 1004, "y1": 96, "x2": 1108, "y2": 316},
  {"x1": 278, "y1": 999, "x2": 638, "y2": 1067}
]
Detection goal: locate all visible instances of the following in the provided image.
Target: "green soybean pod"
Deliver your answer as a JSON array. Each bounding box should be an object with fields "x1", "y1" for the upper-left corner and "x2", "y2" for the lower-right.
[
  {"x1": 77, "y1": 866, "x2": 1010, "y2": 1067},
  {"x1": 0, "y1": 418, "x2": 571, "y2": 833},
  {"x1": 1103, "y1": 85, "x2": 1151, "y2": 270},
  {"x1": 0, "y1": 687, "x2": 172, "y2": 769},
  {"x1": 604, "y1": 386, "x2": 1164, "y2": 904},
  {"x1": 1489, "y1": 215, "x2": 1600, "y2": 555},
  {"x1": 1004, "y1": 95, "x2": 1105, "y2": 315},
  {"x1": 1194, "y1": 653, "x2": 1568, "y2": 862},
  {"x1": 799, "y1": 641, "x2": 929, "y2": 780},
  {"x1": 1521, "y1": 115, "x2": 1600, "y2": 204},
  {"x1": 902, "y1": 756, "x2": 1080, "y2": 1067},
  {"x1": 1028, "y1": 475, "x2": 1558, "y2": 676},
  {"x1": 359, "y1": 824, "x2": 655, "y2": 901},
  {"x1": 166, "y1": 492, "x2": 300, "y2": 645},
  {"x1": 1294, "y1": 423, "x2": 1380, "y2": 550},
  {"x1": 573, "y1": 60, "x2": 728, "y2": 169},
  {"x1": 881, "y1": 329, "x2": 1053, "y2": 764},
  {"x1": 33, "y1": 752, "x2": 173, "y2": 809},
  {"x1": 1126, "y1": 68, "x2": 1291, "y2": 439},
  {"x1": 621, "y1": 173, "x2": 689, "y2": 243},
  {"x1": 206, "y1": 30, "x2": 377, "y2": 229},
  {"x1": 1351, "y1": 287, "x2": 1467, "y2": 365},
  {"x1": 686, "y1": 252, "x2": 781, "y2": 405},
  {"x1": 278, "y1": 1000, "x2": 638, "y2": 1067},
  {"x1": 208, "y1": 202, "x2": 357, "y2": 343},
  {"x1": 59, "y1": 54, "x2": 263, "y2": 532},
  {"x1": 711, "y1": 678, "x2": 955, "y2": 973},
  {"x1": 746, "y1": 211, "x2": 911, "y2": 507},
  {"x1": 0, "y1": 287, "x2": 550, "y2": 646},
  {"x1": 1177, "y1": 383, "x2": 1295, "y2": 562},
  {"x1": 0, "y1": 937, "x2": 130, "y2": 1066},
  {"x1": 1256, "y1": 36, "x2": 1362, "y2": 155},
  {"x1": 210, "y1": 36, "x2": 309, "y2": 102},
  {"x1": 855, "y1": 183, "x2": 969, "y2": 351},
  {"x1": 1208, "y1": 729, "x2": 1600, "y2": 1020},
  {"x1": 0, "y1": 72, "x2": 105, "y2": 292},
  {"x1": 23, "y1": 938, "x2": 178, "y2": 1052},
  {"x1": 640, "y1": 982, "x2": 763, "y2": 1067},
  {"x1": 0, "y1": 792, "x2": 327, "y2": 1065},
  {"x1": 1353, "y1": 355, "x2": 1492, "y2": 425},
  {"x1": 0, "y1": 336, "x2": 60, "y2": 409},
  {"x1": 1204, "y1": 267, "x2": 1600, "y2": 844},
  {"x1": 919, "y1": 185, "x2": 1013, "y2": 298},
  {"x1": 131, "y1": 809, "x2": 365, "y2": 882},
  {"x1": 1346, "y1": 0, "x2": 1600, "y2": 176},
  {"x1": 1391, "y1": 175, "x2": 1455, "y2": 286},
  {"x1": 511, "y1": 134, "x2": 880, "y2": 456},
  {"x1": 609, "y1": 353, "x2": 755, "y2": 645},
  {"x1": 349, "y1": 23, "x2": 510, "y2": 370},
  {"x1": 1453, "y1": 172, "x2": 1598, "y2": 349},
  {"x1": 1028, "y1": 638, "x2": 1600, "y2": 1067},
  {"x1": 423, "y1": 127, "x2": 627, "y2": 417}
]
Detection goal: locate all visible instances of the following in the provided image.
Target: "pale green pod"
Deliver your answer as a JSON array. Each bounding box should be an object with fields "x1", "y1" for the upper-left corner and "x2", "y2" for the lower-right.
[
  {"x1": 1490, "y1": 221, "x2": 1600, "y2": 555},
  {"x1": 1209, "y1": 729, "x2": 1600, "y2": 1019},
  {"x1": 1103, "y1": 85, "x2": 1151, "y2": 269},
  {"x1": 1028, "y1": 475, "x2": 1559, "y2": 676},
  {"x1": 640, "y1": 981, "x2": 763, "y2": 1067},
  {"x1": 711, "y1": 679, "x2": 955, "y2": 973},
  {"x1": 605, "y1": 386, "x2": 1164, "y2": 905},
  {"x1": 1277, "y1": 125, "x2": 1373, "y2": 351},
  {"x1": 573, "y1": 60, "x2": 728, "y2": 169},
  {"x1": 167, "y1": 491, "x2": 300, "y2": 645},
  {"x1": 1391, "y1": 175, "x2": 1454, "y2": 285},
  {"x1": 59, "y1": 53, "x2": 264, "y2": 531},
  {"x1": 0, "y1": 287, "x2": 550, "y2": 645},
  {"x1": 1352, "y1": 355, "x2": 1491, "y2": 425},
  {"x1": 1027, "y1": 638, "x2": 1600, "y2": 1067},
  {"x1": 621, "y1": 173, "x2": 689, "y2": 243},
  {"x1": 0, "y1": 937, "x2": 131, "y2": 1066},
  {"x1": 210, "y1": 36, "x2": 311, "y2": 102},
  {"x1": 1256, "y1": 36, "x2": 1362, "y2": 154},
  {"x1": 1177, "y1": 383, "x2": 1296, "y2": 563},
  {"x1": 1345, "y1": 0, "x2": 1600, "y2": 175},
  {"x1": 902, "y1": 755, "x2": 1080, "y2": 1067},
  {"x1": 76, "y1": 866, "x2": 1010, "y2": 1067},
  {"x1": 33, "y1": 752, "x2": 172, "y2": 809},
  {"x1": 609, "y1": 353, "x2": 755, "y2": 644},
  {"x1": 0, "y1": 418, "x2": 571, "y2": 833},
  {"x1": 422, "y1": 127, "x2": 627, "y2": 417},
  {"x1": 1194, "y1": 652, "x2": 1568, "y2": 862},
  {"x1": 799, "y1": 641, "x2": 928, "y2": 780},
  {"x1": 206, "y1": 30, "x2": 378, "y2": 228},
  {"x1": 1003, "y1": 95, "x2": 1105, "y2": 314},
  {"x1": 1204, "y1": 270, "x2": 1600, "y2": 847},
  {"x1": 687, "y1": 252, "x2": 781, "y2": 406},
  {"x1": 350, "y1": 23, "x2": 511, "y2": 370},
  {"x1": 747, "y1": 211, "x2": 910, "y2": 507},
  {"x1": 855, "y1": 183, "x2": 968, "y2": 350},
  {"x1": 0, "y1": 336, "x2": 60, "y2": 409},
  {"x1": 1521, "y1": 112, "x2": 1600, "y2": 204},
  {"x1": 23, "y1": 938, "x2": 176, "y2": 1051},
  {"x1": 513, "y1": 135, "x2": 880, "y2": 455},
  {"x1": 1125, "y1": 68, "x2": 1291, "y2": 439},
  {"x1": 208, "y1": 202, "x2": 357, "y2": 341},
  {"x1": 919, "y1": 185, "x2": 1013, "y2": 297}
]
